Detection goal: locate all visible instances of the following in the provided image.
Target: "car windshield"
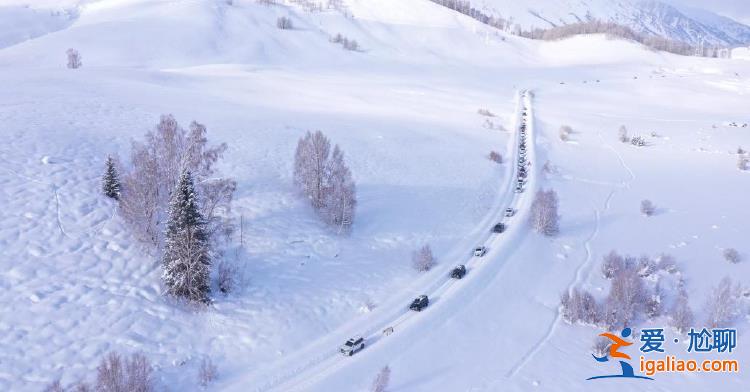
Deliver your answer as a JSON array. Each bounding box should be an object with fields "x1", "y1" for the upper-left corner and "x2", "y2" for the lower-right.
[{"x1": 345, "y1": 340, "x2": 355, "y2": 346}]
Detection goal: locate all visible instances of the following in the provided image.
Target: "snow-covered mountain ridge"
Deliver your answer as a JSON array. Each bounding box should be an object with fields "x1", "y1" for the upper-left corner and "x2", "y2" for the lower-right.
[{"x1": 474, "y1": 0, "x2": 750, "y2": 46}]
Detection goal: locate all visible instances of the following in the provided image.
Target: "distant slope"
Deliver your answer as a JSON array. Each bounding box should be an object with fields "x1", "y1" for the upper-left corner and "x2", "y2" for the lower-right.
[{"x1": 473, "y1": 0, "x2": 750, "y2": 46}]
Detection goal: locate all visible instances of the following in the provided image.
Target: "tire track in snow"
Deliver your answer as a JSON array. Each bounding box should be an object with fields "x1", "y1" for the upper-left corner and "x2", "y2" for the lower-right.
[
  {"x1": 506, "y1": 204, "x2": 601, "y2": 378},
  {"x1": 507, "y1": 114, "x2": 636, "y2": 379}
]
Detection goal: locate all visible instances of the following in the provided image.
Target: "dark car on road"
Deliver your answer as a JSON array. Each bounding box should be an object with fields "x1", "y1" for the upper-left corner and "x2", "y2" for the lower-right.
[
  {"x1": 410, "y1": 295, "x2": 429, "y2": 311},
  {"x1": 492, "y1": 223, "x2": 506, "y2": 233},
  {"x1": 450, "y1": 265, "x2": 467, "y2": 279}
]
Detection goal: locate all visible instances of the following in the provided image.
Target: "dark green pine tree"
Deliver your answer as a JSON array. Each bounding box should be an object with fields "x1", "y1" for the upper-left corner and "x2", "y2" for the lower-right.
[
  {"x1": 162, "y1": 170, "x2": 211, "y2": 303},
  {"x1": 102, "y1": 156, "x2": 121, "y2": 200}
]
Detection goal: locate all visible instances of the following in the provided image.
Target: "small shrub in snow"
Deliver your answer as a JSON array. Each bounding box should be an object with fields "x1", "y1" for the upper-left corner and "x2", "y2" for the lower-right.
[
  {"x1": 44, "y1": 380, "x2": 64, "y2": 392},
  {"x1": 102, "y1": 155, "x2": 121, "y2": 200},
  {"x1": 603, "y1": 260, "x2": 645, "y2": 330},
  {"x1": 723, "y1": 248, "x2": 740, "y2": 264},
  {"x1": 737, "y1": 146, "x2": 745, "y2": 155},
  {"x1": 71, "y1": 382, "x2": 92, "y2": 392},
  {"x1": 371, "y1": 365, "x2": 390, "y2": 392},
  {"x1": 477, "y1": 108, "x2": 496, "y2": 117},
  {"x1": 276, "y1": 16, "x2": 294, "y2": 30},
  {"x1": 669, "y1": 289, "x2": 693, "y2": 333},
  {"x1": 738, "y1": 155, "x2": 749, "y2": 171},
  {"x1": 704, "y1": 277, "x2": 741, "y2": 328},
  {"x1": 640, "y1": 199, "x2": 655, "y2": 216},
  {"x1": 559, "y1": 125, "x2": 572, "y2": 141},
  {"x1": 560, "y1": 288, "x2": 600, "y2": 324},
  {"x1": 591, "y1": 336, "x2": 611, "y2": 357},
  {"x1": 96, "y1": 352, "x2": 153, "y2": 392},
  {"x1": 631, "y1": 136, "x2": 646, "y2": 146},
  {"x1": 601, "y1": 250, "x2": 624, "y2": 279},
  {"x1": 488, "y1": 150, "x2": 503, "y2": 164},
  {"x1": 637, "y1": 255, "x2": 657, "y2": 278},
  {"x1": 529, "y1": 189, "x2": 560, "y2": 236},
  {"x1": 217, "y1": 259, "x2": 239, "y2": 294},
  {"x1": 198, "y1": 357, "x2": 218, "y2": 388},
  {"x1": 342, "y1": 38, "x2": 359, "y2": 51},
  {"x1": 645, "y1": 284, "x2": 663, "y2": 319},
  {"x1": 657, "y1": 253, "x2": 678, "y2": 273},
  {"x1": 618, "y1": 125, "x2": 629, "y2": 143},
  {"x1": 66, "y1": 48, "x2": 82, "y2": 69},
  {"x1": 412, "y1": 244, "x2": 436, "y2": 272}
]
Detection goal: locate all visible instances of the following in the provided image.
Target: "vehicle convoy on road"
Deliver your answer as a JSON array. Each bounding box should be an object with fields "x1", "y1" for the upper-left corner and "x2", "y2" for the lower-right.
[
  {"x1": 410, "y1": 295, "x2": 429, "y2": 311},
  {"x1": 450, "y1": 265, "x2": 467, "y2": 279},
  {"x1": 325, "y1": 92, "x2": 532, "y2": 388},
  {"x1": 339, "y1": 336, "x2": 365, "y2": 356}
]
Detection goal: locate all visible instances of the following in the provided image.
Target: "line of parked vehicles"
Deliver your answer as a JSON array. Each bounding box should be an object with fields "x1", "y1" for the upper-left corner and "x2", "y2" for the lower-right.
[{"x1": 340, "y1": 98, "x2": 531, "y2": 357}]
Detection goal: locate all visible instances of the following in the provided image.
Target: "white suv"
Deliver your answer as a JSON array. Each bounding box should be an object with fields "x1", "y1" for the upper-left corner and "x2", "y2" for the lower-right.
[{"x1": 340, "y1": 336, "x2": 365, "y2": 356}]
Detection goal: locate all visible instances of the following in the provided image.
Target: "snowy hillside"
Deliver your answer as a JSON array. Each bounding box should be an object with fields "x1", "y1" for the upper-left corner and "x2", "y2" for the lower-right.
[
  {"x1": 474, "y1": 0, "x2": 750, "y2": 46},
  {"x1": 0, "y1": 0, "x2": 748, "y2": 391}
]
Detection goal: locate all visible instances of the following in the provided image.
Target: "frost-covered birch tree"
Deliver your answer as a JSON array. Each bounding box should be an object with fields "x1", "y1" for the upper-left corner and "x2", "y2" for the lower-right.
[
  {"x1": 371, "y1": 365, "x2": 390, "y2": 392},
  {"x1": 294, "y1": 131, "x2": 356, "y2": 233},
  {"x1": 529, "y1": 189, "x2": 560, "y2": 236},
  {"x1": 321, "y1": 145, "x2": 356, "y2": 233},
  {"x1": 119, "y1": 115, "x2": 235, "y2": 247}
]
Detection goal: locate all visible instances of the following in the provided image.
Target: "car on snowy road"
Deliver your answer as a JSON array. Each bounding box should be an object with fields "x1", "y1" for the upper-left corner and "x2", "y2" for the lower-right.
[
  {"x1": 410, "y1": 295, "x2": 429, "y2": 311},
  {"x1": 492, "y1": 223, "x2": 506, "y2": 233},
  {"x1": 505, "y1": 208, "x2": 515, "y2": 217},
  {"x1": 474, "y1": 246, "x2": 487, "y2": 257},
  {"x1": 340, "y1": 336, "x2": 365, "y2": 356},
  {"x1": 450, "y1": 265, "x2": 467, "y2": 279}
]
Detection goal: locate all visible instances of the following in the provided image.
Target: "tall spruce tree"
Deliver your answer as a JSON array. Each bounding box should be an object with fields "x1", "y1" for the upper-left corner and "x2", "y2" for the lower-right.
[
  {"x1": 102, "y1": 156, "x2": 121, "y2": 200},
  {"x1": 162, "y1": 171, "x2": 211, "y2": 303}
]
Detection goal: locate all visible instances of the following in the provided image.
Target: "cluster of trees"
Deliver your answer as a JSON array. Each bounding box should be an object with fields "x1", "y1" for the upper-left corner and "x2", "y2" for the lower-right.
[
  {"x1": 45, "y1": 351, "x2": 153, "y2": 392},
  {"x1": 102, "y1": 115, "x2": 236, "y2": 303},
  {"x1": 618, "y1": 125, "x2": 646, "y2": 146},
  {"x1": 276, "y1": 16, "x2": 294, "y2": 29},
  {"x1": 294, "y1": 130, "x2": 357, "y2": 233},
  {"x1": 529, "y1": 189, "x2": 560, "y2": 236},
  {"x1": 518, "y1": 20, "x2": 724, "y2": 57},
  {"x1": 427, "y1": 0, "x2": 511, "y2": 31},
  {"x1": 46, "y1": 352, "x2": 223, "y2": 391},
  {"x1": 330, "y1": 33, "x2": 360, "y2": 51},
  {"x1": 563, "y1": 251, "x2": 742, "y2": 332},
  {"x1": 738, "y1": 147, "x2": 748, "y2": 171}
]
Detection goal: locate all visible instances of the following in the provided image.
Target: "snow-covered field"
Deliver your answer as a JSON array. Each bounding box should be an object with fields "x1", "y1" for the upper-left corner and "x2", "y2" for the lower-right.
[{"x1": 0, "y1": 0, "x2": 748, "y2": 391}]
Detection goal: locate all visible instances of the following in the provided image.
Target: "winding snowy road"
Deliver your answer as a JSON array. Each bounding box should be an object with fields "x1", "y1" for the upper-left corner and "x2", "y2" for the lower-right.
[{"x1": 222, "y1": 90, "x2": 540, "y2": 391}]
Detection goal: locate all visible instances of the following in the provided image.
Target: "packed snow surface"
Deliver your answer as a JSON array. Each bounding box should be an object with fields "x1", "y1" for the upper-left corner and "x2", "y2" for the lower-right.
[{"x1": 0, "y1": 0, "x2": 748, "y2": 391}]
